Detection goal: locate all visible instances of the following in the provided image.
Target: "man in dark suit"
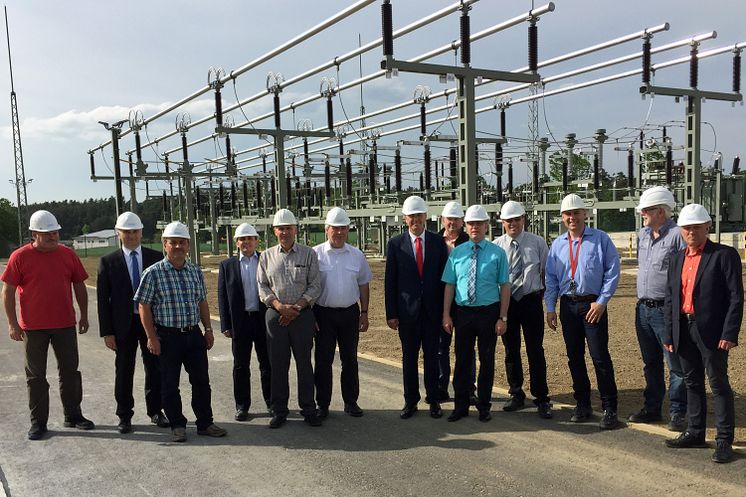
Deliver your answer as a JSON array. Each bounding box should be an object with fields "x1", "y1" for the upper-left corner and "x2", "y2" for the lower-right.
[
  {"x1": 385, "y1": 195, "x2": 448, "y2": 419},
  {"x1": 217, "y1": 223, "x2": 271, "y2": 421},
  {"x1": 663, "y1": 203, "x2": 743, "y2": 463},
  {"x1": 97, "y1": 211, "x2": 168, "y2": 434}
]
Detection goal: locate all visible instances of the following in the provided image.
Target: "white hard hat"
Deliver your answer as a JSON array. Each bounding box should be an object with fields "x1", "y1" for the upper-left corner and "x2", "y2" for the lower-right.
[
  {"x1": 637, "y1": 186, "x2": 675, "y2": 212},
  {"x1": 115, "y1": 211, "x2": 144, "y2": 230},
  {"x1": 402, "y1": 195, "x2": 428, "y2": 215},
  {"x1": 677, "y1": 203, "x2": 711, "y2": 226},
  {"x1": 161, "y1": 221, "x2": 191, "y2": 239},
  {"x1": 560, "y1": 194, "x2": 587, "y2": 213},
  {"x1": 234, "y1": 223, "x2": 259, "y2": 238},
  {"x1": 499, "y1": 201, "x2": 526, "y2": 220},
  {"x1": 441, "y1": 201, "x2": 464, "y2": 218},
  {"x1": 464, "y1": 204, "x2": 490, "y2": 222},
  {"x1": 273, "y1": 208, "x2": 297, "y2": 226},
  {"x1": 325, "y1": 206, "x2": 351, "y2": 227},
  {"x1": 28, "y1": 210, "x2": 61, "y2": 232}
]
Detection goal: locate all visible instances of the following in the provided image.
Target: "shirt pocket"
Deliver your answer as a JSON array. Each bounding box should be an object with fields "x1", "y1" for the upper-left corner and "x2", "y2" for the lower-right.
[
  {"x1": 292, "y1": 265, "x2": 310, "y2": 280},
  {"x1": 584, "y1": 252, "x2": 601, "y2": 271},
  {"x1": 319, "y1": 262, "x2": 333, "y2": 272}
]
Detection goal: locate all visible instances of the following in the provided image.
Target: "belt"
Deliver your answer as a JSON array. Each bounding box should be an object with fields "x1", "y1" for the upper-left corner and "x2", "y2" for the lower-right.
[
  {"x1": 680, "y1": 313, "x2": 696, "y2": 323},
  {"x1": 157, "y1": 325, "x2": 201, "y2": 333},
  {"x1": 315, "y1": 304, "x2": 358, "y2": 312},
  {"x1": 561, "y1": 294, "x2": 598, "y2": 303},
  {"x1": 522, "y1": 290, "x2": 543, "y2": 299},
  {"x1": 245, "y1": 310, "x2": 261, "y2": 316},
  {"x1": 459, "y1": 302, "x2": 500, "y2": 311},
  {"x1": 638, "y1": 299, "x2": 664, "y2": 308}
]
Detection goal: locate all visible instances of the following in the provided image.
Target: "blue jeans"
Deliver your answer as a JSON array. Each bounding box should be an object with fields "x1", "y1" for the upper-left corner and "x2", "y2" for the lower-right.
[{"x1": 635, "y1": 303, "x2": 687, "y2": 415}]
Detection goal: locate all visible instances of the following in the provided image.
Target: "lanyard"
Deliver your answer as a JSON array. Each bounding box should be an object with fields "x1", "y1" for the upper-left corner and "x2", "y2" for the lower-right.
[{"x1": 568, "y1": 235, "x2": 583, "y2": 280}]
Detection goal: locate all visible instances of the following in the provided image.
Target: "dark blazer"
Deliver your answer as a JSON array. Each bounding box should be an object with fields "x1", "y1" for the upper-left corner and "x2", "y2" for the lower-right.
[
  {"x1": 664, "y1": 239, "x2": 743, "y2": 350},
  {"x1": 97, "y1": 246, "x2": 163, "y2": 339},
  {"x1": 385, "y1": 230, "x2": 448, "y2": 324},
  {"x1": 217, "y1": 253, "x2": 267, "y2": 333}
]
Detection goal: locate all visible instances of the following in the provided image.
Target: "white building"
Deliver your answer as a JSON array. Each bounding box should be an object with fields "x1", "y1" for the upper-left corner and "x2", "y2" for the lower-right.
[{"x1": 73, "y1": 229, "x2": 118, "y2": 250}]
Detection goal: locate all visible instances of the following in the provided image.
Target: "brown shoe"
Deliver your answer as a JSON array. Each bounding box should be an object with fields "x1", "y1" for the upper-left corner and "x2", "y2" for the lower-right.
[{"x1": 197, "y1": 424, "x2": 227, "y2": 437}]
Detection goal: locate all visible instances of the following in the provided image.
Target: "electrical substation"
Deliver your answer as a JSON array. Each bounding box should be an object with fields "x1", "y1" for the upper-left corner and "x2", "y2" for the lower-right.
[{"x1": 84, "y1": 0, "x2": 745, "y2": 263}]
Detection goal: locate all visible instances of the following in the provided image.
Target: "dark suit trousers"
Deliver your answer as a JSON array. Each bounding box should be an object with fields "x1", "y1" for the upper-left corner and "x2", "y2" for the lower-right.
[
  {"x1": 559, "y1": 297, "x2": 618, "y2": 410},
  {"x1": 266, "y1": 308, "x2": 316, "y2": 417},
  {"x1": 677, "y1": 317, "x2": 735, "y2": 443},
  {"x1": 156, "y1": 327, "x2": 214, "y2": 430},
  {"x1": 437, "y1": 304, "x2": 476, "y2": 398},
  {"x1": 314, "y1": 304, "x2": 360, "y2": 408},
  {"x1": 23, "y1": 327, "x2": 83, "y2": 426},
  {"x1": 453, "y1": 303, "x2": 498, "y2": 412},
  {"x1": 232, "y1": 311, "x2": 271, "y2": 411},
  {"x1": 114, "y1": 315, "x2": 162, "y2": 420},
  {"x1": 501, "y1": 292, "x2": 549, "y2": 404},
  {"x1": 398, "y1": 316, "x2": 439, "y2": 405}
]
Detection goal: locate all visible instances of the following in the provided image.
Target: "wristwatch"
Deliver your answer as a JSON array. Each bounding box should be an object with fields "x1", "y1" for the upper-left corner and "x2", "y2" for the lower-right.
[{"x1": 500, "y1": 316, "x2": 508, "y2": 322}]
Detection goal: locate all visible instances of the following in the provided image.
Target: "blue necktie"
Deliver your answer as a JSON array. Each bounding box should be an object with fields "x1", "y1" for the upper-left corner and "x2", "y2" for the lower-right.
[{"x1": 130, "y1": 251, "x2": 141, "y2": 290}]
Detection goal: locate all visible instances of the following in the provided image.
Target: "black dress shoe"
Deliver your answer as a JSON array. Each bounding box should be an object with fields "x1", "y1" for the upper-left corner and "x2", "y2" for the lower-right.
[
  {"x1": 400, "y1": 404, "x2": 418, "y2": 419},
  {"x1": 28, "y1": 424, "x2": 48, "y2": 440},
  {"x1": 151, "y1": 412, "x2": 170, "y2": 428},
  {"x1": 63, "y1": 414, "x2": 95, "y2": 430},
  {"x1": 712, "y1": 441, "x2": 734, "y2": 463},
  {"x1": 429, "y1": 402, "x2": 443, "y2": 419},
  {"x1": 537, "y1": 401, "x2": 553, "y2": 419},
  {"x1": 599, "y1": 410, "x2": 620, "y2": 430},
  {"x1": 234, "y1": 409, "x2": 249, "y2": 422},
  {"x1": 478, "y1": 409, "x2": 492, "y2": 422},
  {"x1": 570, "y1": 405, "x2": 592, "y2": 423},
  {"x1": 502, "y1": 396, "x2": 525, "y2": 412},
  {"x1": 344, "y1": 402, "x2": 364, "y2": 417},
  {"x1": 447, "y1": 409, "x2": 469, "y2": 422},
  {"x1": 117, "y1": 418, "x2": 132, "y2": 434},
  {"x1": 268, "y1": 415, "x2": 287, "y2": 429},
  {"x1": 666, "y1": 431, "x2": 707, "y2": 449},
  {"x1": 304, "y1": 413, "x2": 322, "y2": 427},
  {"x1": 469, "y1": 394, "x2": 479, "y2": 406},
  {"x1": 317, "y1": 406, "x2": 329, "y2": 419},
  {"x1": 628, "y1": 408, "x2": 662, "y2": 423}
]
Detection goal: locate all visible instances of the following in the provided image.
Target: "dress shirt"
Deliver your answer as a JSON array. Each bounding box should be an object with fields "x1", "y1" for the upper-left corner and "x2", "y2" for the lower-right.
[
  {"x1": 408, "y1": 231, "x2": 425, "y2": 260},
  {"x1": 257, "y1": 242, "x2": 321, "y2": 306},
  {"x1": 493, "y1": 230, "x2": 548, "y2": 295},
  {"x1": 134, "y1": 259, "x2": 207, "y2": 328},
  {"x1": 680, "y1": 242, "x2": 705, "y2": 314},
  {"x1": 544, "y1": 226, "x2": 620, "y2": 313},
  {"x1": 442, "y1": 239, "x2": 509, "y2": 306},
  {"x1": 239, "y1": 252, "x2": 260, "y2": 312},
  {"x1": 121, "y1": 246, "x2": 142, "y2": 289},
  {"x1": 636, "y1": 219, "x2": 685, "y2": 300},
  {"x1": 313, "y1": 241, "x2": 372, "y2": 308}
]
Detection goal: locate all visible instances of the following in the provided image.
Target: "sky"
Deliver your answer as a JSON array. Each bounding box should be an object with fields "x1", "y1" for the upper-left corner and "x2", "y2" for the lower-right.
[{"x1": 0, "y1": 0, "x2": 744, "y2": 205}]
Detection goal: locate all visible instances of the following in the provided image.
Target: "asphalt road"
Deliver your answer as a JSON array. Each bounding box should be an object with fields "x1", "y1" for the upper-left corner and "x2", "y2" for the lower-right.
[{"x1": 0, "y1": 286, "x2": 744, "y2": 497}]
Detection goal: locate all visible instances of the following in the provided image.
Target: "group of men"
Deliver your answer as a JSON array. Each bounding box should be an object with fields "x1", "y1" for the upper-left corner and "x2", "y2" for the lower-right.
[{"x1": 1, "y1": 185, "x2": 741, "y2": 462}]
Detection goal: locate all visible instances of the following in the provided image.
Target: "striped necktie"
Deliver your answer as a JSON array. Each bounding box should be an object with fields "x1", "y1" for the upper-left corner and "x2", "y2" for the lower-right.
[
  {"x1": 467, "y1": 244, "x2": 479, "y2": 304},
  {"x1": 509, "y1": 239, "x2": 524, "y2": 300}
]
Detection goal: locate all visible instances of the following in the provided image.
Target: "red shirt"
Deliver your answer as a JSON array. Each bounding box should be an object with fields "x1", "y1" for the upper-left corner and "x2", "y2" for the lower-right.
[
  {"x1": 1, "y1": 243, "x2": 88, "y2": 330},
  {"x1": 680, "y1": 242, "x2": 705, "y2": 314}
]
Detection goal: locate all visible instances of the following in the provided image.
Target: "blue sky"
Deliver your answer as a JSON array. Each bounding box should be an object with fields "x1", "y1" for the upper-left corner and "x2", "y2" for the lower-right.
[{"x1": 0, "y1": 0, "x2": 743, "y2": 204}]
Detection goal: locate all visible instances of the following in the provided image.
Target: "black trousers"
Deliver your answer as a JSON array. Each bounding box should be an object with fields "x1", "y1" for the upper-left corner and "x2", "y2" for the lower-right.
[
  {"x1": 231, "y1": 311, "x2": 271, "y2": 411},
  {"x1": 453, "y1": 303, "x2": 499, "y2": 412},
  {"x1": 677, "y1": 316, "x2": 735, "y2": 443},
  {"x1": 398, "y1": 316, "x2": 439, "y2": 405},
  {"x1": 313, "y1": 304, "x2": 360, "y2": 408},
  {"x1": 114, "y1": 315, "x2": 162, "y2": 420},
  {"x1": 437, "y1": 304, "x2": 476, "y2": 398},
  {"x1": 501, "y1": 292, "x2": 549, "y2": 404},
  {"x1": 266, "y1": 308, "x2": 316, "y2": 417},
  {"x1": 559, "y1": 297, "x2": 618, "y2": 410},
  {"x1": 156, "y1": 326, "x2": 213, "y2": 430}
]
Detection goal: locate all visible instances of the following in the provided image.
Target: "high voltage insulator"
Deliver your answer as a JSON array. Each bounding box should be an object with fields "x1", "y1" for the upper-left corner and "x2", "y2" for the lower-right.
[
  {"x1": 561, "y1": 157, "x2": 568, "y2": 192},
  {"x1": 226, "y1": 135, "x2": 232, "y2": 166},
  {"x1": 533, "y1": 160, "x2": 539, "y2": 194},
  {"x1": 500, "y1": 108, "x2": 506, "y2": 137},
  {"x1": 642, "y1": 37, "x2": 652, "y2": 84},
  {"x1": 291, "y1": 154, "x2": 296, "y2": 177},
  {"x1": 639, "y1": 130, "x2": 644, "y2": 150},
  {"x1": 214, "y1": 86, "x2": 223, "y2": 128},
  {"x1": 256, "y1": 178, "x2": 263, "y2": 210},
  {"x1": 162, "y1": 191, "x2": 169, "y2": 217},
  {"x1": 270, "y1": 176, "x2": 276, "y2": 209},
  {"x1": 324, "y1": 161, "x2": 331, "y2": 199},
  {"x1": 424, "y1": 146, "x2": 431, "y2": 194},
  {"x1": 369, "y1": 154, "x2": 376, "y2": 195},
  {"x1": 627, "y1": 149, "x2": 634, "y2": 194},
  {"x1": 496, "y1": 145, "x2": 503, "y2": 203},
  {"x1": 395, "y1": 149, "x2": 402, "y2": 193},
  {"x1": 295, "y1": 177, "x2": 302, "y2": 210},
  {"x1": 262, "y1": 154, "x2": 267, "y2": 173},
  {"x1": 434, "y1": 159, "x2": 439, "y2": 189},
  {"x1": 273, "y1": 93, "x2": 281, "y2": 128},
  {"x1": 593, "y1": 155, "x2": 600, "y2": 191},
  {"x1": 89, "y1": 153, "x2": 95, "y2": 177},
  {"x1": 326, "y1": 98, "x2": 334, "y2": 132},
  {"x1": 286, "y1": 175, "x2": 292, "y2": 208},
  {"x1": 689, "y1": 44, "x2": 699, "y2": 88},
  {"x1": 666, "y1": 148, "x2": 673, "y2": 185},
  {"x1": 460, "y1": 6, "x2": 471, "y2": 65},
  {"x1": 384, "y1": 164, "x2": 391, "y2": 193},
  {"x1": 303, "y1": 138, "x2": 310, "y2": 166},
  {"x1": 419, "y1": 172, "x2": 423, "y2": 192},
  {"x1": 196, "y1": 187, "x2": 201, "y2": 212},
  {"x1": 218, "y1": 184, "x2": 225, "y2": 215},
  {"x1": 508, "y1": 159, "x2": 513, "y2": 196},
  {"x1": 242, "y1": 181, "x2": 249, "y2": 210},
  {"x1": 345, "y1": 157, "x2": 353, "y2": 198},
  {"x1": 528, "y1": 19, "x2": 538, "y2": 72},
  {"x1": 733, "y1": 50, "x2": 742, "y2": 93},
  {"x1": 732, "y1": 156, "x2": 741, "y2": 175},
  {"x1": 231, "y1": 182, "x2": 237, "y2": 210},
  {"x1": 420, "y1": 103, "x2": 426, "y2": 136},
  {"x1": 381, "y1": 0, "x2": 393, "y2": 57}
]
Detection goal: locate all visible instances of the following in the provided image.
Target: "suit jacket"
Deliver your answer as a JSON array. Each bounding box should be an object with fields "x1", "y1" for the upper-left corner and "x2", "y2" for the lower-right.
[
  {"x1": 97, "y1": 246, "x2": 163, "y2": 339},
  {"x1": 217, "y1": 253, "x2": 267, "y2": 333},
  {"x1": 385, "y1": 230, "x2": 448, "y2": 324},
  {"x1": 664, "y1": 239, "x2": 743, "y2": 351}
]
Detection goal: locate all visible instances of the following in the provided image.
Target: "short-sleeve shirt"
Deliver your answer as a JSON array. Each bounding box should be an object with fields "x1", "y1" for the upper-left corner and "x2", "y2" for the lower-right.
[
  {"x1": 313, "y1": 241, "x2": 372, "y2": 308},
  {"x1": 1, "y1": 243, "x2": 88, "y2": 330},
  {"x1": 134, "y1": 258, "x2": 207, "y2": 328},
  {"x1": 441, "y1": 239, "x2": 509, "y2": 306}
]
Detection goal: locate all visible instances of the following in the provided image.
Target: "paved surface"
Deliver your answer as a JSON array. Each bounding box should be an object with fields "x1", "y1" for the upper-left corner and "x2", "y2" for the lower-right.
[{"x1": 0, "y1": 286, "x2": 745, "y2": 497}]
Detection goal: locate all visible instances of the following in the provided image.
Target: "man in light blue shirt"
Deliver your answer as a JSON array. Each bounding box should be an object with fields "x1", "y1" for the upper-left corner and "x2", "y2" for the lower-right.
[
  {"x1": 442, "y1": 205, "x2": 510, "y2": 422},
  {"x1": 545, "y1": 194, "x2": 620, "y2": 430}
]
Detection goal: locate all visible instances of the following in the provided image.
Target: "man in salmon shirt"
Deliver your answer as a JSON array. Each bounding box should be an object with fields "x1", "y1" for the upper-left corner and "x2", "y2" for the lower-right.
[{"x1": 1, "y1": 210, "x2": 94, "y2": 440}]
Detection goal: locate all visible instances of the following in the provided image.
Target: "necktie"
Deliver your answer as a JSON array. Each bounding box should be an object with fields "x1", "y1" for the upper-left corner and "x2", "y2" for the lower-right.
[
  {"x1": 509, "y1": 239, "x2": 524, "y2": 300},
  {"x1": 130, "y1": 251, "x2": 141, "y2": 312},
  {"x1": 467, "y1": 244, "x2": 479, "y2": 304},
  {"x1": 415, "y1": 236, "x2": 424, "y2": 278}
]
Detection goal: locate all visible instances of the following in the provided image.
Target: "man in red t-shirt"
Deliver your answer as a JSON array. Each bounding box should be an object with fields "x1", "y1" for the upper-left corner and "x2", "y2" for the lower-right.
[{"x1": 1, "y1": 210, "x2": 94, "y2": 440}]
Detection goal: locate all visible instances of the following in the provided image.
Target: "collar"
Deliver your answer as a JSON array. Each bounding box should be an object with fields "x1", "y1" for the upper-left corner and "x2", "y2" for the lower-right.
[
  {"x1": 122, "y1": 245, "x2": 141, "y2": 258},
  {"x1": 642, "y1": 218, "x2": 676, "y2": 238},
  {"x1": 408, "y1": 231, "x2": 425, "y2": 244},
  {"x1": 239, "y1": 252, "x2": 258, "y2": 262},
  {"x1": 278, "y1": 243, "x2": 297, "y2": 254},
  {"x1": 467, "y1": 238, "x2": 489, "y2": 249},
  {"x1": 163, "y1": 258, "x2": 188, "y2": 271},
  {"x1": 324, "y1": 240, "x2": 350, "y2": 253},
  {"x1": 686, "y1": 241, "x2": 707, "y2": 256},
  {"x1": 560, "y1": 226, "x2": 593, "y2": 241}
]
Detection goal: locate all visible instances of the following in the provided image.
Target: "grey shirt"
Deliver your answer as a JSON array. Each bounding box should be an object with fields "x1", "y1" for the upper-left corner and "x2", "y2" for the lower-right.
[
  {"x1": 493, "y1": 230, "x2": 549, "y2": 295},
  {"x1": 636, "y1": 218, "x2": 686, "y2": 300},
  {"x1": 258, "y1": 242, "x2": 321, "y2": 307}
]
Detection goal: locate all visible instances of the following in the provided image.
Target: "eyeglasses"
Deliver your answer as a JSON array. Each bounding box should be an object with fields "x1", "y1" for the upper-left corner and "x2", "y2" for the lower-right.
[
  {"x1": 502, "y1": 218, "x2": 522, "y2": 224},
  {"x1": 640, "y1": 207, "x2": 660, "y2": 214}
]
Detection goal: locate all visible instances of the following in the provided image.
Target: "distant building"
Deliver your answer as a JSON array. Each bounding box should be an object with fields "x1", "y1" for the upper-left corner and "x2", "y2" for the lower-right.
[{"x1": 73, "y1": 229, "x2": 118, "y2": 250}]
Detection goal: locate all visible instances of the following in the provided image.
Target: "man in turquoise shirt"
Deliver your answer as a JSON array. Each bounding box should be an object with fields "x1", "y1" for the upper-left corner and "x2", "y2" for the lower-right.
[{"x1": 442, "y1": 205, "x2": 510, "y2": 422}]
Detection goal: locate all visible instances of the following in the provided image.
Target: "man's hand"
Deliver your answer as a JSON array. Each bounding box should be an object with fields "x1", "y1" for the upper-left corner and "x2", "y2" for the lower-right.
[
  {"x1": 386, "y1": 318, "x2": 399, "y2": 331},
  {"x1": 442, "y1": 315, "x2": 454, "y2": 335},
  {"x1": 204, "y1": 331, "x2": 215, "y2": 350},
  {"x1": 147, "y1": 337, "x2": 161, "y2": 356},
  {"x1": 8, "y1": 323, "x2": 24, "y2": 341},
  {"x1": 277, "y1": 303, "x2": 299, "y2": 326},
  {"x1": 358, "y1": 313, "x2": 369, "y2": 332},
  {"x1": 495, "y1": 319, "x2": 507, "y2": 336},
  {"x1": 585, "y1": 303, "x2": 606, "y2": 324},
  {"x1": 78, "y1": 316, "x2": 89, "y2": 334},
  {"x1": 718, "y1": 340, "x2": 737, "y2": 351},
  {"x1": 546, "y1": 312, "x2": 558, "y2": 331},
  {"x1": 222, "y1": 329, "x2": 233, "y2": 338},
  {"x1": 663, "y1": 343, "x2": 674, "y2": 353},
  {"x1": 104, "y1": 335, "x2": 117, "y2": 351}
]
